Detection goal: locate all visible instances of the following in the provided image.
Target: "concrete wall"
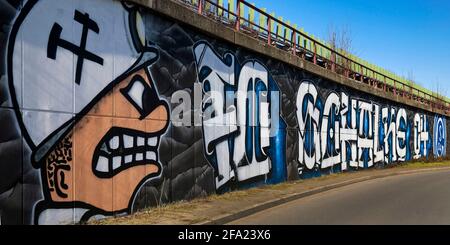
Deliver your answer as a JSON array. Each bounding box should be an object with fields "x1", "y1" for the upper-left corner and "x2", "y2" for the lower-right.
[{"x1": 0, "y1": 0, "x2": 448, "y2": 224}]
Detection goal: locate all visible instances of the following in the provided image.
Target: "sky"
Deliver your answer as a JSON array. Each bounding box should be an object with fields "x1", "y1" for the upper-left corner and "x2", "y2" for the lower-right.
[{"x1": 247, "y1": 0, "x2": 450, "y2": 98}]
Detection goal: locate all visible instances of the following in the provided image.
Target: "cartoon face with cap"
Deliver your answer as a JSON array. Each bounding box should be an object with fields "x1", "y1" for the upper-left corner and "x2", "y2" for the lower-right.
[{"x1": 7, "y1": 0, "x2": 168, "y2": 223}]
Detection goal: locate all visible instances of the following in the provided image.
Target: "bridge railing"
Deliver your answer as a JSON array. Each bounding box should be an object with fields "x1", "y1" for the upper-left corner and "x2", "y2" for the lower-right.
[{"x1": 176, "y1": 0, "x2": 450, "y2": 114}]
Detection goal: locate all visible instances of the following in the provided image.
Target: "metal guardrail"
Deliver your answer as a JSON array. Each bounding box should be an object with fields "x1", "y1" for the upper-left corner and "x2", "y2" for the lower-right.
[{"x1": 177, "y1": 0, "x2": 450, "y2": 114}]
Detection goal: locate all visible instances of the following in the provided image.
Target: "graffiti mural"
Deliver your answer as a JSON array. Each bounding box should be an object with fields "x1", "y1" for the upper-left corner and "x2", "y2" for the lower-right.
[
  {"x1": 193, "y1": 41, "x2": 286, "y2": 190},
  {"x1": 0, "y1": 0, "x2": 447, "y2": 224},
  {"x1": 295, "y1": 80, "x2": 427, "y2": 175},
  {"x1": 3, "y1": 0, "x2": 169, "y2": 224}
]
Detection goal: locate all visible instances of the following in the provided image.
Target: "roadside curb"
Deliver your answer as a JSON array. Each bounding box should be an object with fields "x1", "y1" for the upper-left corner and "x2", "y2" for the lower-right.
[{"x1": 197, "y1": 166, "x2": 450, "y2": 225}]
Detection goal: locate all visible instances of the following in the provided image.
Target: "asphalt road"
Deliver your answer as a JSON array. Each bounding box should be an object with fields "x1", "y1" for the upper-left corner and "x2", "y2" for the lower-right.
[{"x1": 228, "y1": 169, "x2": 450, "y2": 225}]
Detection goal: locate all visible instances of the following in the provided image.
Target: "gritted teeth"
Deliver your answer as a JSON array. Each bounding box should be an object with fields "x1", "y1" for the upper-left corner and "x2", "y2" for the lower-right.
[
  {"x1": 106, "y1": 134, "x2": 159, "y2": 150},
  {"x1": 94, "y1": 129, "x2": 162, "y2": 176},
  {"x1": 94, "y1": 149, "x2": 159, "y2": 173}
]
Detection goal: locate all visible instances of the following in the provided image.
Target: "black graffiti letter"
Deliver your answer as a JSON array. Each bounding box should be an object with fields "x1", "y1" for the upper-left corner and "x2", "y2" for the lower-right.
[{"x1": 47, "y1": 10, "x2": 104, "y2": 85}]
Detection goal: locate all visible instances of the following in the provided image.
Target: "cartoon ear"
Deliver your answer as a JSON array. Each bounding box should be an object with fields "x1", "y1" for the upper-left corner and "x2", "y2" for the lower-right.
[{"x1": 122, "y1": 2, "x2": 146, "y2": 52}]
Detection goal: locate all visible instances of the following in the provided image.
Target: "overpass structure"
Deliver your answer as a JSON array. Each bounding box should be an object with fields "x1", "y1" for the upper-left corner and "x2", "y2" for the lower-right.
[{"x1": 0, "y1": 0, "x2": 448, "y2": 224}]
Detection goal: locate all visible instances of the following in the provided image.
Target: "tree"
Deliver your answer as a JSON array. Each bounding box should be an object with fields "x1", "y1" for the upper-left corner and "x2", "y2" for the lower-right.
[
  {"x1": 327, "y1": 24, "x2": 354, "y2": 75},
  {"x1": 433, "y1": 79, "x2": 448, "y2": 110},
  {"x1": 405, "y1": 70, "x2": 415, "y2": 96}
]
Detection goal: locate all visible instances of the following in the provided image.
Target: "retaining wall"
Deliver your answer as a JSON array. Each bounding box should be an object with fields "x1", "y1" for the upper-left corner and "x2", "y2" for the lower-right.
[{"x1": 0, "y1": 0, "x2": 448, "y2": 224}]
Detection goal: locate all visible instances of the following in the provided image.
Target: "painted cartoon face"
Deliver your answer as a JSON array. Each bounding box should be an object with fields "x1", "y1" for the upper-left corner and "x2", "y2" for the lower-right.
[
  {"x1": 7, "y1": 0, "x2": 169, "y2": 215},
  {"x1": 44, "y1": 58, "x2": 169, "y2": 212}
]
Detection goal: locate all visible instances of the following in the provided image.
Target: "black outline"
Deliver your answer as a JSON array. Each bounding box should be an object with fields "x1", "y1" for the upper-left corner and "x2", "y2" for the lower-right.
[
  {"x1": 121, "y1": 1, "x2": 144, "y2": 52},
  {"x1": 120, "y1": 72, "x2": 166, "y2": 120},
  {"x1": 120, "y1": 75, "x2": 148, "y2": 115}
]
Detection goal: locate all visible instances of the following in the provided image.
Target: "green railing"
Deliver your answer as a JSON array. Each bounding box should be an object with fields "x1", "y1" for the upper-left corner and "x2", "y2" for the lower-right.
[{"x1": 178, "y1": 0, "x2": 450, "y2": 114}]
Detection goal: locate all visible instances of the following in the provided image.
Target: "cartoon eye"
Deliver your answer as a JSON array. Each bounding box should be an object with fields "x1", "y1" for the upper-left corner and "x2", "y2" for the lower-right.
[
  {"x1": 126, "y1": 77, "x2": 146, "y2": 110},
  {"x1": 120, "y1": 74, "x2": 163, "y2": 120}
]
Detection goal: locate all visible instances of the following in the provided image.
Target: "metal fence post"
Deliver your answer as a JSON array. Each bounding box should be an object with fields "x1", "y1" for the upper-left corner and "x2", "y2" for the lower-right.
[
  {"x1": 360, "y1": 65, "x2": 363, "y2": 82},
  {"x1": 313, "y1": 41, "x2": 317, "y2": 64},
  {"x1": 198, "y1": 0, "x2": 203, "y2": 14},
  {"x1": 236, "y1": 0, "x2": 240, "y2": 31},
  {"x1": 267, "y1": 15, "x2": 271, "y2": 45},
  {"x1": 292, "y1": 30, "x2": 297, "y2": 55},
  {"x1": 393, "y1": 80, "x2": 397, "y2": 96},
  {"x1": 331, "y1": 51, "x2": 336, "y2": 72}
]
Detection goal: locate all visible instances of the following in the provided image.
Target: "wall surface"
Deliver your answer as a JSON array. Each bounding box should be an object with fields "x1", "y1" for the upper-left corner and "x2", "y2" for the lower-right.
[{"x1": 0, "y1": 0, "x2": 448, "y2": 225}]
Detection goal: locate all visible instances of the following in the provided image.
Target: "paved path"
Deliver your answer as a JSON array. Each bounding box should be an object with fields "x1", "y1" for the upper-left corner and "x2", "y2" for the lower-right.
[{"x1": 229, "y1": 169, "x2": 450, "y2": 224}]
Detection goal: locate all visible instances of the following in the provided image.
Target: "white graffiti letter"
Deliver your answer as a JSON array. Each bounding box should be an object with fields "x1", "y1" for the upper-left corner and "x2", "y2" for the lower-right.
[
  {"x1": 396, "y1": 108, "x2": 407, "y2": 161},
  {"x1": 413, "y1": 113, "x2": 429, "y2": 159},
  {"x1": 339, "y1": 93, "x2": 357, "y2": 170},
  {"x1": 382, "y1": 107, "x2": 397, "y2": 163},
  {"x1": 296, "y1": 81, "x2": 321, "y2": 170},
  {"x1": 194, "y1": 43, "x2": 238, "y2": 188},
  {"x1": 233, "y1": 61, "x2": 271, "y2": 181},
  {"x1": 373, "y1": 104, "x2": 384, "y2": 163},
  {"x1": 321, "y1": 92, "x2": 340, "y2": 168},
  {"x1": 357, "y1": 101, "x2": 373, "y2": 167}
]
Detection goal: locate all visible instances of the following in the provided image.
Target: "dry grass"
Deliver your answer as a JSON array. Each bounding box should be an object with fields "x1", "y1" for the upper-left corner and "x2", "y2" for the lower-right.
[{"x1": 398, "y1": 160, "x2": 450, "y2": 169}]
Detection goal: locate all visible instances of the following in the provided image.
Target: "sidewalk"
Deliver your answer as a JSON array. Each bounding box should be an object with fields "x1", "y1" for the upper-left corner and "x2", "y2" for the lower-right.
[{"x1": 91, "y1": 161, "x2": 450, "y2": 225}]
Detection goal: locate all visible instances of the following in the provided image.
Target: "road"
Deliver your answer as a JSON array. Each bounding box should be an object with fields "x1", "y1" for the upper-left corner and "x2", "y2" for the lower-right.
[{"x1": 228, "y1": 169, "x2": 450, "y2": 225}]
